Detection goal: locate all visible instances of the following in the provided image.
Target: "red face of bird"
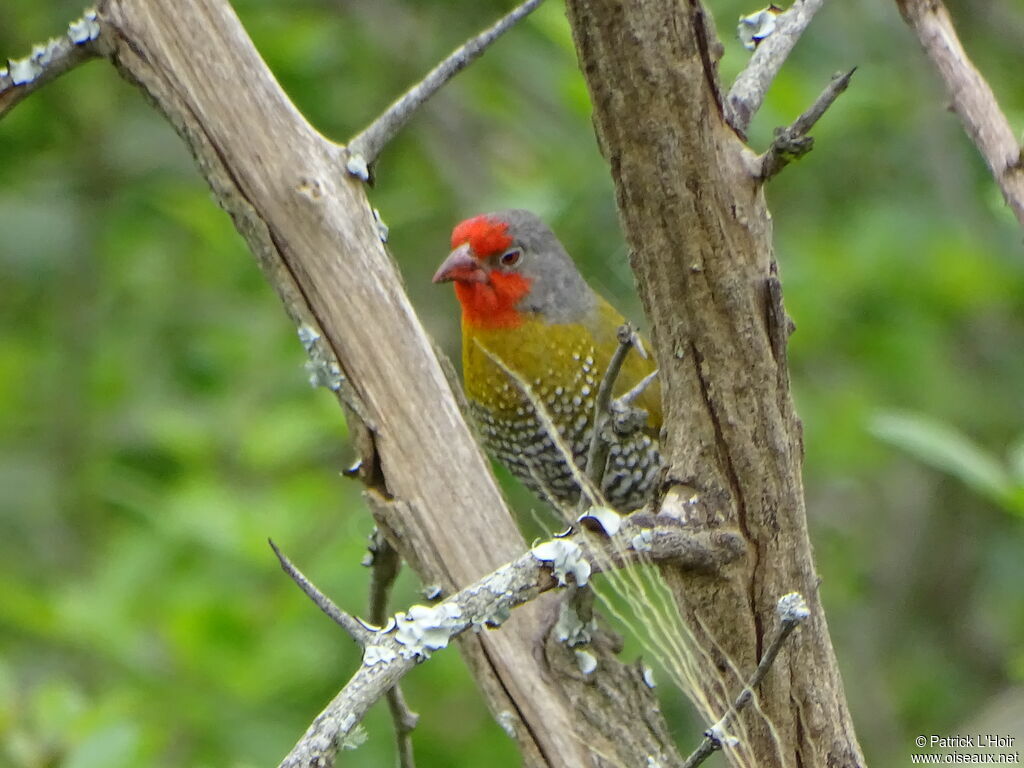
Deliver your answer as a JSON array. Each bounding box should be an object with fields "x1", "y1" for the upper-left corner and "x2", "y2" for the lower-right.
[{"x1": 433, "y1": 210, "x2": 594, "y2": 329}]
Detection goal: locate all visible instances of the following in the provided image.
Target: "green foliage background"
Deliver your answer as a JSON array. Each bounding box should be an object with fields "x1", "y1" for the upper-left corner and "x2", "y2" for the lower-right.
[{"x1": 1, "y1": 1, "x2": 1022, "y2": 766}]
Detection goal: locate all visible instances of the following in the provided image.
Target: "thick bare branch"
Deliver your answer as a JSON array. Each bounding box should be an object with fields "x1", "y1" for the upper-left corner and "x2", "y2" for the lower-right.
[
  {"x1": 725, "y1": 0, "x2": 826, "y2": 135},
  {"x1": 895, "y1": 0, "x2": 1024, "y2": 228},
  {"x1": 0, "y1": 9, "x2": 101, "y2": 119},
  {"x1": 759, "y1": 67, "x2": 856, "y2": 180},
  {"x1": 345, "y1": 0, "x2": 543, "y2": 174},
  {"x1": 565, "y1": 0, "x2": 866, "y2": 765}
]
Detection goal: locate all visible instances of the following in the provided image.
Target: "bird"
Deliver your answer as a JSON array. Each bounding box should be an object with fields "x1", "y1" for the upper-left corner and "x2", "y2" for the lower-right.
[{"x1": 432, "y1": 209, "x2": 662, "y2": 513}]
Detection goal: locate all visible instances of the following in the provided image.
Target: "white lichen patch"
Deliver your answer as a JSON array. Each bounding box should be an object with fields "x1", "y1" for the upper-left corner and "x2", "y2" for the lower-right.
[
  {"x1": 363, "y1": 644, "x2": 397, "y2": 666},
  {"x1": 421, "y1": 584, "x2": 442, "y2": 600},
  {"x1": 577, "y1": 505, "x2": 622, "y2": 537},
  {"x1": 340, "y1": 722, "x2": 367, "y2": 751},
  {"x1": 394, "y1": 603, "x2": 463, "y2": 659},
  {"x1": 372, "y1": 208, "x2": 389, "y2": 242},
  {"x1": 554, "y1": 600, "x2": 595, "y2": 647},
  {"x1": 738, "y1": 4, "x2": 782, "y2": 51},
  {"x1": 531, "y1": 539, "x2": 591, "y2": 586},
  {"x1": 642, "y1": 665, "x2": 656, "y2": 689},
  {"x1": 574, "y1": 649, "x2": 597, "y2": 675},
  {"x1": 9, "y1": 55, "x2": 43, "y2": 86},
  {"x1": 473, "y1": 602, "x2": 511, "y2": 630},
  {"x1": 776, "y1": 591, "x2": 810, "y2": 623},
  {"x1": 707, "y1": 721, "x2": 741, "y2": 748},
  {"x1": 345, "y1": 152, "x2": 369, "y2": 181},
  {"x1": 496, "y1": 710, "x2": 518, "y2": 739},
  {"x1": 630, "y1": 528, "x2": 654, "y2": 553},
  {"x1": 298, "y1": 322, "x2": 344, "y2": 391},
  {"x1": 297, "y1": 323, "x2": 320, "y2": 349},
  {"x1": 67, "y1": 9, "x2": 100, "y2": 44},
  {"x1": 357, "y1": 615, "x2": 393, "y2": 633}
]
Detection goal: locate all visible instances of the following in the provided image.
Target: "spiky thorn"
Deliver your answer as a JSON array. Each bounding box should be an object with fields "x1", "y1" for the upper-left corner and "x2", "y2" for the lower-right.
[
  {"x1": 759, "y1": 68, "x2": 856, "y2": 181},
  {"x1": 0, "y1": 9, "x2": 103, "y2": 120},
  {"x1": 895, "y1": 0, "x2": 1024, "y2": 228},
  {"x1": 680, "y1": 592, "x2": 811, "y2": 768},
  {"x1": 578, "y1": 324, "x2": 639, "y2": 515},
  {"x1": 365, "y1": 531, "x2": 419, "y2": 768},
  {"x1": 725, "y1": 0, "x2": 827, "y2": 136},
  {"x1": 344, "y1": 0, "x2": 544, "y2": 180},
  {"x1": 269, "y1": 538, "x2": 376, "y2": 647}
]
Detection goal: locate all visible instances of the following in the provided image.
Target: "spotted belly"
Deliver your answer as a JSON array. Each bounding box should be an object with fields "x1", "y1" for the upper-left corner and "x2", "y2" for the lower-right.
[{"x1": 469, "y1": 399, "x2": 661, "y2": 513}]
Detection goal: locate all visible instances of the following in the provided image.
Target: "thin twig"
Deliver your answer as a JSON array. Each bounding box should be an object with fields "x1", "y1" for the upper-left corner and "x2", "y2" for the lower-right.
[
  {"x1": 366, "y1": 531, "x2": 419, "y2": 768},
  {"x1": 269, "y1": 538, "x2": 375, "y2": 646},
  {"x1": 680, "y1": 593, "x2": 810, "y2": 768},
  {"x1": 0, "y1": 9, "x2": 102, "y2": 120},
  {"x1": 345, "y1": 0, "x2": 544, "y2": 172},
  {"x1": 725, "y1": 0, "x2": 827, "y2": 136},
  {"x1": 759, "y1": 68, "x2": 856, "y2": 180},
  {"x1": 579, "y1": 324, "x2": 636, "y2": 514},
  {"x1": 895, "y1": 0, "x2": 1024, "y2": 228}
]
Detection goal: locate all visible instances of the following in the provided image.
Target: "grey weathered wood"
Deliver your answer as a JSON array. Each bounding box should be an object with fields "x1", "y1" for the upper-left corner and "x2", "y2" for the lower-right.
[
  {"x1": 92, "y1": 0, "x2": 584, "y2": 764},
  {"x1": 89, "y1": 1, "x2": 678, "y2": 765},
  {"x1": 565, "y1": 1, "x2": 866, "y2": 766}
]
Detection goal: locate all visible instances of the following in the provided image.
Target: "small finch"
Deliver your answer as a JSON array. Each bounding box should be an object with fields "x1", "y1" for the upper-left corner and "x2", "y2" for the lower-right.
[{"x1": 433, "y1": 209, "x2": 661, "y2": 512}]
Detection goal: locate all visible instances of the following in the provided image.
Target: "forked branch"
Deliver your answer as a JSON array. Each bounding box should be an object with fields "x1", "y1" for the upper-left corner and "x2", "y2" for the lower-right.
[
  {"x1": 759, "y1": 68, "x2": 856, "y2": 180},
  {"x1": 274, "y1": 523, "x2": 743, "y2": 768},
  {"x1": 726, "y1": 0, "x2": 827, "y2": 134}
]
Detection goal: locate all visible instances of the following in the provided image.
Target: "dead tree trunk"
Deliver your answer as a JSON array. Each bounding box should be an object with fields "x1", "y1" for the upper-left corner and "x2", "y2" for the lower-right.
[{"x1": 565, "y1": 1, "x2": 865, "y2": 766}]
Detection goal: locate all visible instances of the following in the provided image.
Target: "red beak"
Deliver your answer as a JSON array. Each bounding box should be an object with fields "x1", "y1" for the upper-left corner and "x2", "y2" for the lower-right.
[{"x1": 432, "y1": 243, "x2": 488, "y2": 284}]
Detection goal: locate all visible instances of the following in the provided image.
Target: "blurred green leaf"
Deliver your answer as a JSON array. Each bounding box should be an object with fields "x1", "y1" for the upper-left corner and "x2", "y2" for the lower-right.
[
  {"x1": 870, "y1": 410, "x2": 1023, "y2": 516},
  {"x1": 1008, "y1": 436, "x2": 1024, "y2": 486}
]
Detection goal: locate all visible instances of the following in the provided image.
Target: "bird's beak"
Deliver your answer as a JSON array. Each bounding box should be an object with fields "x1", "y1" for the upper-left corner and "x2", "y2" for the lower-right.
[{"x1": 432, "y1": 243, "x2": 488, "y2": 284}]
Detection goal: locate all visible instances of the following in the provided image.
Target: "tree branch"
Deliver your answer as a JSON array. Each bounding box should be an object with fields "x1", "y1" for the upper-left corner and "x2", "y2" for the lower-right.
[
  {"x1": 278, "y1": 522, "x2": 744, "y2": 768},
  {"x1": 365, "y1": 531, "x2": 418, "y2": 768},
  {"x1": 270, "y1": 538, "x2": 376, "y2": 646},
  {"x1": 725, "y1": 0, "x2": 827, "y2": 135},
  {"x1": 579, "y1": 324, "x2": 640, "y2": 514},
  {"x1": 895, "y1": 0, "x2": 1024, "y2": 228},
  {"x1": 759, "y1": 68, "x2": 856, "y2": 181},
  {"x1": 681, "y1": 593, "x2": 810, "y2": 768},
  {"x1": 565, "y1": 1, "x2": 867, "y2": 765},
  {"x1": 345, "y1": 0, "x2": 544, "y2": 177},
  {"x1": 0, "y1": 9, "x2": 101, "y2": 119}
]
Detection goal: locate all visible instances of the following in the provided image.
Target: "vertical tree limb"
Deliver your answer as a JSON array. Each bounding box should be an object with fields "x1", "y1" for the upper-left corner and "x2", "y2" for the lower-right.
[{"x1": 564, "y1": 0, "x2": 865, "y2": 766}]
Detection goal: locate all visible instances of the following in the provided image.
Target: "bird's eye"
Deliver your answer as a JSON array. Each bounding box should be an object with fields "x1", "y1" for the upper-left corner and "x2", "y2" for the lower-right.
[{"x1": 499, "y1": 248, "x2": 522, "y2": 267}]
